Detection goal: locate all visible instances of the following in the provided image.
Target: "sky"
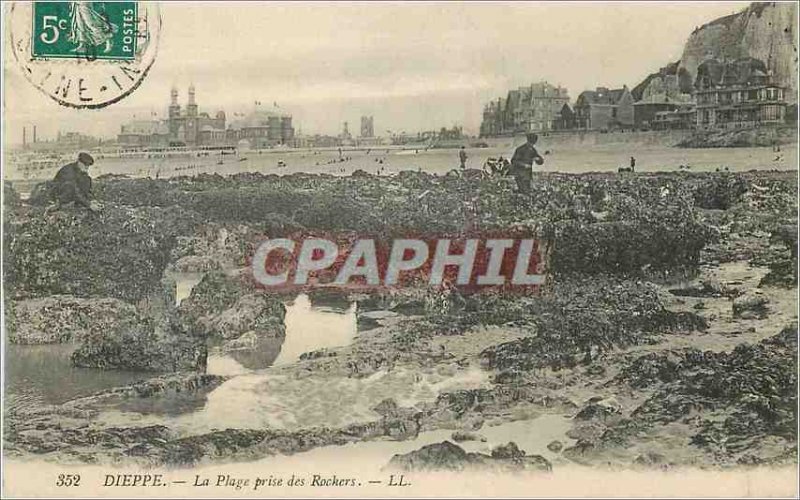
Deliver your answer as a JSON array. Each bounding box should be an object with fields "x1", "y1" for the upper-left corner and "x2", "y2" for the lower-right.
[{"x1": 3, "y1": 1, "x2": 752, "y2": 144}]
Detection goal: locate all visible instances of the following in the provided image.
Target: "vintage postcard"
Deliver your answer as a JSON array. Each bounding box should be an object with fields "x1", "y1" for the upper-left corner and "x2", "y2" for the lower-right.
[{"x1": 2, "y1": 1, "x2": 798, "y2": 498}]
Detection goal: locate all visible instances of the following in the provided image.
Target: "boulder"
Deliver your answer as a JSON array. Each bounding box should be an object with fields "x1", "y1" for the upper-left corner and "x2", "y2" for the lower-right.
[
  {"x1": 451, "y1": 431, "x2": 484, "y2": 443},
  {"x1": 547, "y1": 440, "x2": 563, "y2": 453},
  {"x1": 387, "y1": 441, "x2": 552, "y2": 473},
  {"x1": 179, "y1": 271, "x2": 286, "y2": 342},
  {"x1": 6, "y1": 295, "x2": 138, "y2": 344},
  {"x1": 732, "y1": 294, "x2": 769, "y2": 319},
  {"x1": 70, "y1": 314, "x2": 207, "y2": 372},
  {"x1": 5, "y1": 204, "x2": 198, "y2": 302},
  {"x1": 491, "y1": 441, "x2": 525, "y2": 459},
  {"x1": 574, "y1": 397, "x2": 623, "y2": 421},
  {"x1": 668, "y1": 279, "x2": 740, "y2": 298}
]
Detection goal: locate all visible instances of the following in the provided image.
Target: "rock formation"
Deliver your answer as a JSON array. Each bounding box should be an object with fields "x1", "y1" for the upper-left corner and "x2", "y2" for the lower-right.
[
  {"x1": 635, "y1": 3, "x2": 798, "y2": 101},
  {"x1": 679, "y1": 2, "x2": 798, "y2": 100}
]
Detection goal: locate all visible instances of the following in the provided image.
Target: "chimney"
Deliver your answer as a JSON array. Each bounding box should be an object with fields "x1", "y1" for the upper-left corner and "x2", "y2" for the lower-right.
[
  {"x1": 33, "y1": 125, "x2": 37, "y2": 143},
  {"x1": 22, "y1": 126, "x2": 26, "y2": 148}
]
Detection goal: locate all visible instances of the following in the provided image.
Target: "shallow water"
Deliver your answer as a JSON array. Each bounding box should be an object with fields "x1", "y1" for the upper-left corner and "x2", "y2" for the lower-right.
[
  {"x1": 249, "y1": 413, "x2": 576, "y2": 473},
  {"x1": 5, "y1": 292, "x2": 359, "y2": 415},
  {"x1": 4, "y1": 344, "x2": 150, "y2": 410}
]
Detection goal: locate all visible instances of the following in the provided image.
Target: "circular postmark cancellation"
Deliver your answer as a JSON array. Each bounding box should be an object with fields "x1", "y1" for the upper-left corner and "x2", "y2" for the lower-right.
[{"x1": 8, "y1": 1, "x2": 161, "y2": 109}]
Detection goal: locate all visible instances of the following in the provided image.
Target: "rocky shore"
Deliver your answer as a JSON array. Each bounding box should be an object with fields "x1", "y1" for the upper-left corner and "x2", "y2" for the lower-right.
[
  {"x1": 677, "y1": 126, "x2": 797, "y2": 149},
  {"x1": 4, "y1": 168, "x2": 796, "y2": 469}
]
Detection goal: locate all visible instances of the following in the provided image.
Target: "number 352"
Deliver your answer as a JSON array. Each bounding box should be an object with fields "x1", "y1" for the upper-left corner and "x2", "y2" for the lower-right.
[
  {"x1": 56, "y1": 474, "x2": 81, "y2": 487},
  {"x1": 40, "y1": 16, "x2": 69, "y2": 44}
]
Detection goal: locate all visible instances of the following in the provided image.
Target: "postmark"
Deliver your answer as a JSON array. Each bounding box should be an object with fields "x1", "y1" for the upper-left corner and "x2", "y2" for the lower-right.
[{"x1": 8, "y1": 1, "x2": 161, "y2": 109}]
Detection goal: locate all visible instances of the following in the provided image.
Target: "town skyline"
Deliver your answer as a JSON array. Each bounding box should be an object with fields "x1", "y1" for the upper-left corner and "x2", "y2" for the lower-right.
[{"x1": 4, "y1": 1, "x2": 752, "y2": 146}]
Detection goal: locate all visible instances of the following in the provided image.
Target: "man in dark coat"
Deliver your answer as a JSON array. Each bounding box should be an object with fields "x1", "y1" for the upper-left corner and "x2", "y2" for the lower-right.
[
  {"x1": 510, "y1": 133, "x2": 544, "y2": 194},
  {"x1": 53, "y1": 152, "x2": 96, "y2": 210},
  {"x1": 459, "y1": 146, "x2": 468, "y2": 169}
]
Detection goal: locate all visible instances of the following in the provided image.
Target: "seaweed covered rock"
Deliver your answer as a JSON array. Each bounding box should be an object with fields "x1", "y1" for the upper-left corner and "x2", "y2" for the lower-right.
[
  {"x1": 178, "y1": 271, "x2": 286, "y2": 342},
  {"x1": 387, "y1": 441, "x2": 551, "y2": 473},
  {"x1": 593, "y1": 326, "x2": 798, "y2": 465},
  {"x1": 759, "y1": 224, "x2": 798, "y2": 288},
  {"x1": 668, "y1": 279, "x2": 741, "y2": 298},
  {"x1": 6, "y1": 295, "x2": 138, "y2": 344},
  {"x1": 4, "y1": 182, "x2": 21, "y2": 209},
  {"x1": 170, "y1": 224, "x2": 257, "y2": 272},
  {"x1": 613, "y1": 351, "x2": 685, "y2": 388},
  {"x1": 692, "y1": 174, "x2": 749, "y2": 210},
  {"x1": 70, "y1": 313, "x2": 207, "y2": 372},
  {"x1": 5, "y1": 205, "x2": 199, "y2": 302},
  {"x1": 550, "y1": 195, "x2": 716, "y2": 276},
  {"x1": 480, "y1": 279, "x2": 706, "y2": 371},
  {"x1": 732, "y1": 293, "x2": 770, "y2": 319}
]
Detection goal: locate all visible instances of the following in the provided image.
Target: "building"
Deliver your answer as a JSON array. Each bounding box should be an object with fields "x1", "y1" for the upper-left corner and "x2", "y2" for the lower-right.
[
  {"x1": 118, "y1": 120, "x2": 170, "y2": 147},
  {"x1": 118, "y1": 85, "x2": 227, "y2": 147},
  {"x1": 226, "y1": 105, "x2": 295, "y2": 148},
  {"x1": 480, "y1": 98, "x2": 506, "y2": 137},
  {"x1": 633, "y1": 91, "x2": 694, "y2": 130},
  {"x1": 360, "y1": 116, "x2": 374, "y2": 138},
  {"x1": 651, "y1": 104, "x2": 696, "y2": 130},
  {"x1": 694, "y1": 57, "x2": 788, "y2": 129},
  {"x1": 480, "y1": 82, "x2": 570, "y2": 136},
  {"x1": 553, "y1": 103, "x2": 576, "y2": 130},
  {"x1": 21, "y1": 129, "x2": 104, "y2": 151},
  {"x1": 574, "y1": 86, "x2": 634, "y2": 130},
  {"x1": 166, "y1": 85, "x2": 226, "y2": 147}
]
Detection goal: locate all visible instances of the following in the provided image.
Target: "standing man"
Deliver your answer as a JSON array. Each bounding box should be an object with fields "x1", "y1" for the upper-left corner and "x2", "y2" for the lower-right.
[
  {"x1": 459, "y1": 146, "x2": 468, "y2": 170},
  {"x1": 510, "y1": 133, "x2": 544, "y2": 194},
  {"x1": 52, "y1": 151, "x2": 100, "y2": 211}
]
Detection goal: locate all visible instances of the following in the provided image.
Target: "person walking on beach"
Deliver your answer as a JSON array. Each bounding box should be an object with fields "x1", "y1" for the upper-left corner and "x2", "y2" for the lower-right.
[
  {"x1": 459, "y1": 146, "x2": 468, "y2": 170},
  {"x1": 52, "y1": 152, "x2": 100, "y2": 211},
  {"x1": 510, "y1": 133, "x2": 544, "y2": 194},
  {"x1": 630, "y1": 156, "x2": 636, "y2": 170}
]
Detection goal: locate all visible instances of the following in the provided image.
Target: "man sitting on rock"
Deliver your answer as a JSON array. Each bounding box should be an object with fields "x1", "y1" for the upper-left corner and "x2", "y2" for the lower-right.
[{"x1": 52, "y1": 152, "x2": 101, "y2": 211}]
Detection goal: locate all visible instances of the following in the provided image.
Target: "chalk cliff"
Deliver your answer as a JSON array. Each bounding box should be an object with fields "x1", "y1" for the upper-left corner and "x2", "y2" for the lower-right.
[{"x1": 635, "y1": 2, "x2": 798, "y2": 102}]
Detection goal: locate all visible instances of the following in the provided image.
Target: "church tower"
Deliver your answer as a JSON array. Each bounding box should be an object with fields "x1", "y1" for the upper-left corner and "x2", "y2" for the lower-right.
[
  {"x1": 168, "y1": 86, "x2": 181, "y2": 141},
  {"x1": 168, "y1": 86, "x2": 180, "y2": 118},
  {"x1": 185, "y1": 84, "x2": 198, "y2": 145},
  {"x1": 187, "y1": 84, "x2": 198, "y2": 118}
]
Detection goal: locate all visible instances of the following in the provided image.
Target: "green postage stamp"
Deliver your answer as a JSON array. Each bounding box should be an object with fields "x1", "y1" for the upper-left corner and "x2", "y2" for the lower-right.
[
  {"x1": 31, "y1": 2, "x2": 138, "y2": 60},
  {"x1": 8, "y1": 1, "x2": 160, "y2": 108}
]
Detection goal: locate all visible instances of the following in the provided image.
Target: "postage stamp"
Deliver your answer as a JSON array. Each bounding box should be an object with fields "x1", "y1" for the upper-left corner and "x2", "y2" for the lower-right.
[
  {"x1": 8, "y1": 1, "x2": 160, "y2": 108},
  {"x1": 31, "y1": 2, "x2": 139, "y2": 61}
]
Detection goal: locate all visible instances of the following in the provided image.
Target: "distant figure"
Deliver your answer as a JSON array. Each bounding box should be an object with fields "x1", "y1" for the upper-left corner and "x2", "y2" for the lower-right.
[
  {"x1": 459, "y1": 146, "x2": 467, "y2": 169},
  {"x1": 510, "y1": 133, "x2": 544, "y2": 194},
  {"x1": 618, "y1": 156, "x2": 635, "y2": 173},
  {"x1": 53, "y1": 152, "x2": 98, "y2": 211}
]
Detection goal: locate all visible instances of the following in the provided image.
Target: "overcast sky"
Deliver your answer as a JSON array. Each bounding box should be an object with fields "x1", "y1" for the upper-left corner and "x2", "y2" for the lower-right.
[{"x1": 4, "y1": 1, "x2": 750, "y2": 144}]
